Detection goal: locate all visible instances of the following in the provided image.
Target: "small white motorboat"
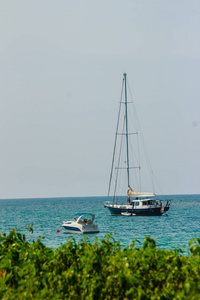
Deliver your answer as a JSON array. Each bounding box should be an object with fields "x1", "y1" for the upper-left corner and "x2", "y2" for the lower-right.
[
  {"x1": 121, "y1": 212, "x2": 136, "y2": 216},
  {"x1": 62, "y1": 213, "x2": 99, "y2": 234}
]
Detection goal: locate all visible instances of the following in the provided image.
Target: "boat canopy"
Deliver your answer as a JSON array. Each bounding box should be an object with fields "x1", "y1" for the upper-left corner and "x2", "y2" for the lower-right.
[
  {"x1": 127, "y1": 186, "x2": 155, "y2": 198},
  {"x1": 75, "y1": 213, "x2": 95, "y2": 222},
  {"x1": 75, "y1": 213, "x2": 94, "y2": 216}
]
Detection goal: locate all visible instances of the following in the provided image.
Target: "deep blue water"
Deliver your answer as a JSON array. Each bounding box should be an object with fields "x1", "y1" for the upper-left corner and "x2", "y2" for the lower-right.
[{"x1": 0, "y1": 194, "x2": 200, "y2": 253}]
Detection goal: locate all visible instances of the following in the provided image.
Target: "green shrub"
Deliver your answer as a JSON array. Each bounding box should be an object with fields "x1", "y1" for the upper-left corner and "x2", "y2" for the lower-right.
[{"x1": 1, "y1": 227, "x2": 200, "y2": 299}]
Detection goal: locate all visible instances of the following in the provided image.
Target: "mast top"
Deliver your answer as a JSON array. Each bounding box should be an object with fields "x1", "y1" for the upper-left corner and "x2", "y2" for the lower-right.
[{"x1": 123, "y1": 72, "x2": 130, "y2": 187}]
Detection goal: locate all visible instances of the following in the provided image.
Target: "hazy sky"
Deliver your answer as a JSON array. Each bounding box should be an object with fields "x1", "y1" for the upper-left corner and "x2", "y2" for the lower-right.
[{"x1": 0, "y1": 0, "x2": 199, "y2": 198}]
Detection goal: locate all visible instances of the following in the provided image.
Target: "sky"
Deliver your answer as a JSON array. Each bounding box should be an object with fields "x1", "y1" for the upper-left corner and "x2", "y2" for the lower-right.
[{"x1": 0, "y1": 0, "x2": 200, "y2": 198}]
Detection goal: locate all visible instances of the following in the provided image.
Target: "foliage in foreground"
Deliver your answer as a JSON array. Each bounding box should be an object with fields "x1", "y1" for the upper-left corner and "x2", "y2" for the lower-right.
[{"x1": 1, "y1": 228, "x2": 200, "y2": 299}]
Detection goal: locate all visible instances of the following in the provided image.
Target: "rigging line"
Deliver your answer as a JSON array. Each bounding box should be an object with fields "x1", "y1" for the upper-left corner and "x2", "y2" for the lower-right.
[
  {"x1": 124, "y1": 73, "x2": 130, "y2": 188},
  {"x1": 125, "y1": 102, "x2": 141, "y2": 191},
  {"x1": 107, "y1": 77, "x2": 124, "y2": 203},
  {"x1": 151, "y1": 172, "x2": 163, "y2": 195},
  {"x1": 127, "y1": 79, "x2": 157, "y2": 194},
  {"x1": 137, "y1": 132, "x2": 142, "y2": 192},
  {"x1": 113, "y1": 114, "x2": 126, "y2": 201},
  {"x1": 125, "y1": 85, "x2": 142, "y2": 191},
  {"x1": 123, "y1": 86, "x2": 141, "y2": 192},
  {"x1": 128, "y1": 123, "x2": 141, "y2": 192},
  {"x1": 115, "y1": 171, "x2": 127, "y2": 196},
  {"x1": 129, "y1": 139, "x2": 141, "y2": 191}
]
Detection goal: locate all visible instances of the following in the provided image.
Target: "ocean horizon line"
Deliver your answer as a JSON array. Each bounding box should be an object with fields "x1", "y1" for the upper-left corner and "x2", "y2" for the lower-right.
[{"x1": 0, "y1": 193, "x2": 200, "y2": 201}]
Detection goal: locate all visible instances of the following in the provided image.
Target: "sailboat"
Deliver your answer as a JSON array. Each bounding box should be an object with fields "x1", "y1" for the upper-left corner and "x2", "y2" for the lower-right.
[{"x1": 104, "y1": 73, "x2": 171, "y2": 216}]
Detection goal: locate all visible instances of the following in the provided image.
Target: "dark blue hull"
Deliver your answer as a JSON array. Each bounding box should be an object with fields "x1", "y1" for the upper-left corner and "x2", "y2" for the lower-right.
[
  {"x1": 63, "y1": 225, "x2": 81, "y2": 232},
  {"x1": 105, "y1": 205, "x2": 169, "y2": 216}
]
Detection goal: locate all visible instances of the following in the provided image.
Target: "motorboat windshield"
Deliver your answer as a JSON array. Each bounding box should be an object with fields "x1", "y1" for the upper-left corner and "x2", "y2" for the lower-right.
[{"x1": 75, "y1": 213, "x2": 95, "y2": 224}]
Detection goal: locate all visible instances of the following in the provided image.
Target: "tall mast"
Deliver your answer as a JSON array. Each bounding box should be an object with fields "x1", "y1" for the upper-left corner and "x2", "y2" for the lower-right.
[{"x1": 124, "y1": 73, "x2": 130, "y2": 187}]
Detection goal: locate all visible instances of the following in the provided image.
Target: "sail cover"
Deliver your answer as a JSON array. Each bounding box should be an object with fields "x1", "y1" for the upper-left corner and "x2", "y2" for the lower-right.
[{"x1": 127, "y1": 186, "x2": 155, "y2": 198}]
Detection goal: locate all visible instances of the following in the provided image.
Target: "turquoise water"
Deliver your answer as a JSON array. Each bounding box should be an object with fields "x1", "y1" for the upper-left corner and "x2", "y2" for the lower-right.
[{"x1": 0, "y1": 194, "x2": 200, "y2": 252}]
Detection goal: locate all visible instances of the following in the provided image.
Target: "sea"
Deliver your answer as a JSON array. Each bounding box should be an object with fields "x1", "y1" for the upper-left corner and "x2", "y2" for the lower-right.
[{"x1": 0, "y1": 194, "x2": 200, "y2": 253}]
